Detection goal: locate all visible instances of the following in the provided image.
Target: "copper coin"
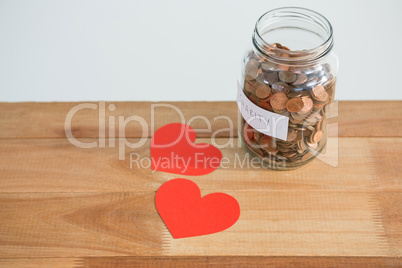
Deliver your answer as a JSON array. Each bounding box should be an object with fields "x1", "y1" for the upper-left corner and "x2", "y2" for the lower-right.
[
  {"x1": 322, "y1": 63, "x2": 331, "y2": 72},
  {"x1": 277, "y1": 110, "x2": 289, "y2": 117},
  {"x1": 259, "y1": 100, "x2": 272, "y2": 111},
  {"x1": 253, "y1": 129, "x2": 261, "y2": 142},
  {"x1": 244, "y1": 81, "x2": 255, "y2": 95},
  {"x1": 244, "y1": 123, "x2": 255, "y2": 142},
  {"x1": 277, "y1": 64, "x2": 289, "y2": 71},
  {"x1": 289, "y1": 117, "x2": 303, "y2": 124},
  {"x1": 305, "y1": 124, "x2": 314, "y2": 131},
  {"x1": 305, "y1": 77, "x2": 318, "y2": 88},
  {"x1": 259, "y1": 136, "x2": 278, "y2": 154},
  {"x1": 247, "y1": 93, "x2": 259, "y2": 105},
  {"x1": 261, "y1": 61, "x2": 276, "y2": 71},
  {"x1": 304, "y1": 128, "x2": 313, "y2": 138},
  {"x1": 312, "y1": 130, "x2": 323, "y2": 143},
  {"x1": 272, "y1": 43, "x2": 290, "y2": 51},
  {"x1": 287, "y1": 129, "x2": 297, "y2": 142},
  {"x1": 301, "y1": 152, "x2": 313, "y2": 162},
  {"x1": 259, "y1": 135, "x2": 271, "y2": 148},
  {"x1": 286, "y1": 97, "x2": 304, "y2": 113},
  {"x1": 279, "y1": 71, "x2": 297, "y2": 83},
  {"x1": 255, "y1": 84, "x2": 271, "y2": 100},
  {"x1": 292, "y1": 73, "x2": 308, "y2": 86},
  {"x1": 316, "y1": 120, "x2": 323, "y2": 131},
  {"x1": 299, "y1": 96, "x2": 313, "y2": 114},
  {"x1": 245, "y1": 60, "x2": 259, "y2": 80},
  {"x1": 286, "y1": 87, "x2": 303, "y2": 98},
  {"x1": 262, "y1": 71, "x2": 278, "y2": 84},
  {"x1": 297, "y1": 140, "x2": 307, "y2": 151},
  {"x1": 282, "y1": 151, "x2": 296, "y2": 158},
  {"x1": 307, "y1": 141, "x2": 318, "y2": 150},
  {"x1": 324, "y1": 78, "x2": 336, "y2": 103},
  {"x1": 270, "y1": 92, "x2": 288, "y2": 111},
  {"x1": 312, "y1": 85, "x2": 329, "y2": 102},
  {"x1": 271, "y1": 82, "x2": 291, "y2": 94},
  {"x1": 272, "y1": 43, "x2": 282, "y2": 48}
]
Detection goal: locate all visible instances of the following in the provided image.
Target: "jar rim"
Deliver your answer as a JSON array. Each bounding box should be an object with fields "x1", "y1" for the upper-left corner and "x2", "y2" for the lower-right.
[{"x1": 253, "y1": 7, "x2": 334, "y2": 64}]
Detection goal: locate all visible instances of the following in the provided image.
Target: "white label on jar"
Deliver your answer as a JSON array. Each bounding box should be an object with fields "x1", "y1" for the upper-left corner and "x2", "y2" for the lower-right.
[{"x1": 237, "y1": 82, "x2": 289, "y2": 141}]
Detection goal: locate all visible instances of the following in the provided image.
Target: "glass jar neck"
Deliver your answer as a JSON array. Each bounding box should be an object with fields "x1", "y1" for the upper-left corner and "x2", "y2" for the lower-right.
[{"x1": 252, "y1": 7, "x2": 334, "y2": 65}]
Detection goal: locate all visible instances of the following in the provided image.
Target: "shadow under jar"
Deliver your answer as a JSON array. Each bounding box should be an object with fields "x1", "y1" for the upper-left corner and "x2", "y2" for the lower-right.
[{"x1": 239, "y1": 7, "x2": 338, "y2": 170}]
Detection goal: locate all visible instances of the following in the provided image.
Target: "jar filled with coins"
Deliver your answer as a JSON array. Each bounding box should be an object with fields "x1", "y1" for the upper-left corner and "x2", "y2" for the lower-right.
[{"x1": 238, "y1": 7, "x2": 338, "y2": 170}]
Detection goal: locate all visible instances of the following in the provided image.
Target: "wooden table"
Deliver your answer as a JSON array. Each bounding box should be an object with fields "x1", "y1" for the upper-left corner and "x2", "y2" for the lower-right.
[{"x1": 0, "y1": 101, "x2": 401, "y2": 267}]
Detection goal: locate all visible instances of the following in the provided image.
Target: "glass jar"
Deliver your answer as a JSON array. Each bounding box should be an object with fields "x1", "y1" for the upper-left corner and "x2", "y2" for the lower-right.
[{"x1": 238, "y1": 7, "x2": 338, "y2": 170}]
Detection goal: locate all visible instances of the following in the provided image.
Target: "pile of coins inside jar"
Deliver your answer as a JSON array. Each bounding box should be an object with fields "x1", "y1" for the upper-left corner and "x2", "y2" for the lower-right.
[{"x1": 241, "y1": 44, "x2": 336, "y2": 167}]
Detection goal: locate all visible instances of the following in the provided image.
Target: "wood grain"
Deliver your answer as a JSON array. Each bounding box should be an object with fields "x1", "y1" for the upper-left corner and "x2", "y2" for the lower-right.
[
  {"x1": 0, "y1": 258, "x2": 80, "y2": 268},
  {"x1": 377, "y1": 192, "x2": 402, "y2": 256},
  {"x1": 0, "y1": 101, "x2": 401, "y2": 139},
  {"x1": 0, "y1": 191, "x2": 398, "y2": 258},
  {"x1": 0, "y1": 137, "x2": 400, "y2": 193},
  {"x1": 0, "y1": 192, "x2": 164, "y2": 257},
  {"x1": 0, "y1": 256, "x2": 400, "y2": 268},
  {"x1": 0, "y1": 101, "x2": 401, "y2": 266},
  {"x1": 77, "y1": 256, "x2": 402, "y2": 268},
  {"x1": 0, "y1": 102, "x2": 237, "y2": 139}
]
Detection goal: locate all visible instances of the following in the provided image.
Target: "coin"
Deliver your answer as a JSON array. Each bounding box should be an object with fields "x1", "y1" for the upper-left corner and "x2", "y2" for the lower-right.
[
  {"x1": 245, "y1": 60, "x2": 259, "y2": 80},
  {"x1": 259, "y1": 100, "x2": 272, "y2": 111},
  {"x1": 312, "y1": 130, "x2": 323, "y2": 143},
  {"x1": 271, "y1": 82, "x2": 291, "y2": 94},
  {"x1": 272, "y1": 43, "x2": 282, "y2": 48},
  {"x1": 259, "y1": 135, "x2": 278, "y2": 154},
  {"x1": 271, "y1": 43, "x2": 291, "y2": 51},
  {"x1": 306, "y1": 141, "x2": 318, "y2": 150},
  {"x1": 277, "y1": 110, "x2": 290, "y2": 117},
  {"x1": 279, "y1": 71, "x2": 297, "y2": 83},
  {"x1": 287, "y1": 129, "x2": 297, "y2": 142},
  {"x1": 291, "y1": 112, "x2": 306, "y2": 121},
  {"x1": 298, "y1": 96, "x2": 313, "y2": 114},
  {"x1": 324, "y1": 77, "x2": 336, "y2": 103},
  {"x1": 255, "y1": 84, "x2": 271, "y2": 100},
  {"x1": 292, "y1": 73, "x2": 308, "y2": 86},
  {"x1": 289, "y1": 117, "x2": 303, "y2": 124},
  {"x1": 261, "y1": 62, "x2": 276, "y2": 71},
  {"x1": 297, "y1": 140, "x2": 307, "y2": 151},
  {"x1": 270, "y1": 92, "x2": 288, "y2": 111},
  {"x1": 253, "y1": 129, "x2": 261, "y2": 142},
  {"x1": 247, "y1": 92, "x2": 260, "y2": 105},
  {"x1": 282, "y1": 151, "x2": 296, "y2": 157},
  {"x1": 301, "y1": 152, "x2": 313, "y2": 161},
  {"x1": 304, "y1": 77, "x2": 318, "y2": 88},
  {"x1": 244, "y1": 123, "x2": 255, "y2": 142},
  {"x1": 311, "y1": 85, "x2": 329, "y2": 103},
  {"x1": 262, "y1": 71, "x2": 278, "y2": 85},
  {"x1": 286, "y1": 98, "x2": 304, "y2": 113},
  {"x1": 315, "y1": 120, "x2": 323, "y2": 131},
  {"x1": 244, "y1": 80, "x2": 256, "y2": 95},
  {"x1": 286, "y1": 88, "x2": 303, "y2": 98},
  {"x1": 312, "y1": 85, "x2": 326, "y2": 98}
]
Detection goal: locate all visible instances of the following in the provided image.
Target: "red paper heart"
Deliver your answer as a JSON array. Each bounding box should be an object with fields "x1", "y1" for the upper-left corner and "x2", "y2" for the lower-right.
[
  {"x1": 155, "y1": 178, "x2": 240, "y2": 239},
  {"x1": 151, "y1": 123, "x2": 222, "y2": 176}
]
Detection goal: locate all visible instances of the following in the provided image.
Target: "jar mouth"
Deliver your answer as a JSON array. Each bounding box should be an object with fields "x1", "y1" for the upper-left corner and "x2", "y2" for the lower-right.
[{"x1": 253, "y1": 7, "x2": 334, "y2": 65}]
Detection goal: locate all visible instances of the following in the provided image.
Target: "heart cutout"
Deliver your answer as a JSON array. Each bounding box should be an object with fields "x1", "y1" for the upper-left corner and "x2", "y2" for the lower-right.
[
  {"x1": 155, "y1": 178, "x2": 240, "y2": 239},
  {"x1": 151, "y1": 123, "x2": 222, "y2": 176}
]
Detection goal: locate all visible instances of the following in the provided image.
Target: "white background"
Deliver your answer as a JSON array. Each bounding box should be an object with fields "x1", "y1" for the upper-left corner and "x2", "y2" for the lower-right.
[{"x1": 1, "y1": 0, "x2": 401, "y2": 102}]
